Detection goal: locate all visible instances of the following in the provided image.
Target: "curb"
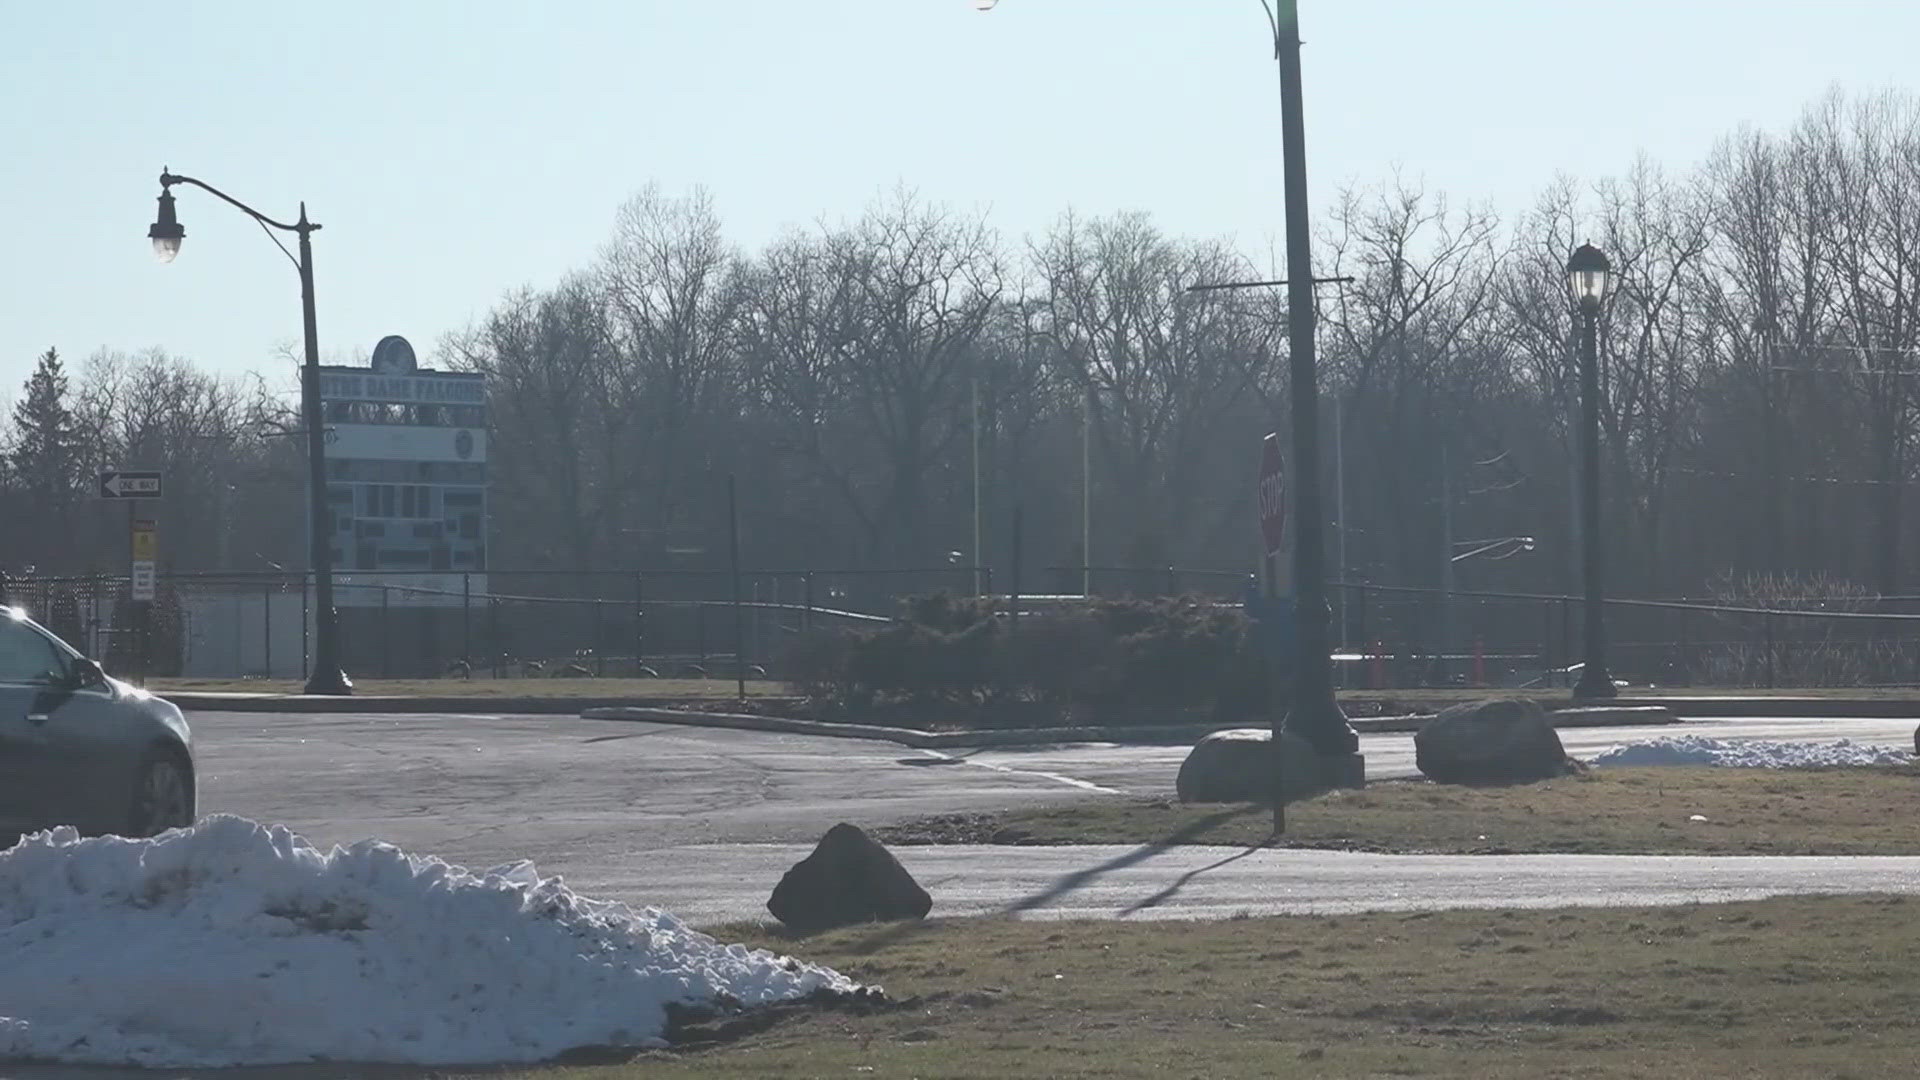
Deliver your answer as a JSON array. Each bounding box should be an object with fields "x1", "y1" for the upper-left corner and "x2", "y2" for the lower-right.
[
  {"x1": 1618, "y1": 696, "x2": 1920, "y2": 720},
  {"x1": 158, "y1": 693, "x2": 756, "y2": 715},
  {"x1": 1343, "y1": 704, "x2": 1678, "y2": 734},
  {"x1": 578, "y1": 703, "x2": 1683, "y2": 748}
]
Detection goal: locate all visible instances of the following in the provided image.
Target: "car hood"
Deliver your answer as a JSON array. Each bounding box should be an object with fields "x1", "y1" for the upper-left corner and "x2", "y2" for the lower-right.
[{"x1": 108, "y1": 677, "x2": 192, "y2": 747}]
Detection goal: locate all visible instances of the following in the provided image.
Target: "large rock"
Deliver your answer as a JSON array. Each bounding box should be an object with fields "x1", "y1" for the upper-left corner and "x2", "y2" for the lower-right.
[
  {"x1": 767, "y1": 823, "x2": 932, "y2": 931},
  {"x1": 1175, "y1": 728, "x2": 1325, "y2": 804},
  {"x1": 1414, "y1": 698, "x2": 1576, "y2": 785}
]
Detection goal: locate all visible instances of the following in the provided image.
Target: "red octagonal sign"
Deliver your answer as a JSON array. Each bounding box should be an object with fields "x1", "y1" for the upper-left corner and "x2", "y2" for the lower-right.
[{"x1": 1258, "y1": 432, "x2": 1286, "y2": 558}]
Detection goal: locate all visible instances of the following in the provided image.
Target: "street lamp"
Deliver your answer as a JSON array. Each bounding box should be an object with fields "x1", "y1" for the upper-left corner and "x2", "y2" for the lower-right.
[
  {"x1": 1452, "y1": 536, "x2": 1537, "y2": 563},
  {"x1": 1265, "y1": 0, "x2": 1360, "y2": 780},
  {"x1": 1566, "y1": 242, "x2": 1615, "y2": 700},
  {"x1": 146, "y1": 168, "x2": 353, "y2": 695}
]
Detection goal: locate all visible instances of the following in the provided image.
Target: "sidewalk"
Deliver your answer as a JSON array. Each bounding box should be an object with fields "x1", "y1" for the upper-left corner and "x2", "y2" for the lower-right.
[{"x1": 575, "y1": 842, "x2": 1920, "y2": 925}]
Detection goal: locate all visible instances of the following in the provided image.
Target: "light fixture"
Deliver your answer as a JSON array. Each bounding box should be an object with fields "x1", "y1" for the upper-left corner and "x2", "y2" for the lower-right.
[
  {"x1": 1565, "y1": 242, "x2": 1610, "y2": 312},
  {"x1": 148, "y1": 187, "x2": 184, "y2": 263}
]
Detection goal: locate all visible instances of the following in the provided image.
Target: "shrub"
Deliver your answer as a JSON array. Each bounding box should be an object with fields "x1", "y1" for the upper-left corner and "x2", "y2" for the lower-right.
[
  {"x1": 794, "y1": 592, "x2": 1274, "y2": 723},
  {"x1": 1700, "y1": 571, "x2": 1907, "y2": 687},
  {"x1": 782, "y1": 629, "x2": 860, "y2": 701}
]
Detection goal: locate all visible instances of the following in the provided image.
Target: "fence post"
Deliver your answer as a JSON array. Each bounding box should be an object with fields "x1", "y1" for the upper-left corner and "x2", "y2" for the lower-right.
[
  {"x1": 489, "y1": 597, "x2": 501, "y2": 677},
  {"x1": 1009, "y1": 504, "x2": 1025, "y2": 638},
  {"x1": 462, "y1": 572, "x2": 472, "y2": 663},
  {"x1": 301, "y1": 575, "x2": 310, "y2": 682},
  {"x1": 381, "y1": 586, "x2": 392, "y2": 678},
  {"x1": 698, "y1": 595, "x2": 714, "y2": 664},
  {"x1": 263, "y1": 582, "x2": 273, "y2": 679},
  {"x1": 1678, "y1": 609, "x2": 1691, "y2": 688},
  {"x1": 751, "y1": 577, "x2": 763, "y2": 670},
  {"x1": 633, "y1": 572, "x2": 645, "y2": 671},
  {"x1": 1559, "y1": 598, "x2": 1572, "y2": 689},
  {"x1": 802, "y1": 572, "x2": 815, "y2": 635},
  {"x1": 695, "y1": 602, "x2": 708, "y2": 669},
  {"x1": 727, "y1": 474, "x2": 746, "y2": 702},
  {"x1": 1764, "y1": 612, "x2": 1777, "y2": 689},
  {"x1": 1353, "y1": 584, "x2": 1368, "y2": 658},
  {"x1": 594, "y1": 598, "x2": 605, "y2": 677}
]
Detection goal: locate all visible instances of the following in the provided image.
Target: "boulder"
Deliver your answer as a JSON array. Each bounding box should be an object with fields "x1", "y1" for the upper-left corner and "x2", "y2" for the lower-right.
[
  {"x1": 1175, "y1": 728, "x2": 1325, "y2": 804},
  {"x1": 767, "y1": 823, "x2": 932, "y2": 931},
  {"x1": 1414, "y1": 698, "x2": 1576, "y2": 785}
]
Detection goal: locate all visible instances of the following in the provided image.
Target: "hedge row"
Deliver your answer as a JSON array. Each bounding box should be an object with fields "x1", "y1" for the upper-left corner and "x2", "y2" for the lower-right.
[{"x1": 785, "y1": 593, "x2": 1280, "y2": 723}]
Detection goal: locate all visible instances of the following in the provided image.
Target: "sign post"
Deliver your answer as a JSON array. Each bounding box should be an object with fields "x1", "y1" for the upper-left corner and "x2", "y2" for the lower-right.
[
  {"x1": 130, "y1": 520, "x2": 158, "y2": 602},
  {"x1": 100, "y1": 470, "x2": 163, "y2": 685}
]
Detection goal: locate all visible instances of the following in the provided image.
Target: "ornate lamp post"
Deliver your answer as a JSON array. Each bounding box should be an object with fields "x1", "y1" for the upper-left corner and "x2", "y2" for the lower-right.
[
  {"x1": 1567, "y1": 242, "x2": 1616, "y2": 701},
  {"x1": 148, "y1": 169, "x2": 352, "y2": 695}
]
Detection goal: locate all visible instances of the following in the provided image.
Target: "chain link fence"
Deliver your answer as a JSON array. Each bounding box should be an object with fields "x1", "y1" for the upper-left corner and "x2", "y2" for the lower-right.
[{"x1": 7, "y1": 564, "x2": 1920, "y2": 690}]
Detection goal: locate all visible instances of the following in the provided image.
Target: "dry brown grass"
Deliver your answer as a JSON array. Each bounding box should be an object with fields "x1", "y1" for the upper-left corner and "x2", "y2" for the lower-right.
[{"x1": 503, "y1": 896, "x2": 1920, "y2": 1078}]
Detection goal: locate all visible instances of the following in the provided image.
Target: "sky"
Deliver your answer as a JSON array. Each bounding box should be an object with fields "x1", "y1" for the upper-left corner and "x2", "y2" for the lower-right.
[{"x1": 3, "y1": 0, "x2": 1917, "y2": 398}]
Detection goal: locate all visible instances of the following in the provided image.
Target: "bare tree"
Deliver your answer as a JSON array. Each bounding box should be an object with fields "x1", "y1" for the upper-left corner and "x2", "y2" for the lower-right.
[
  {"x1": 602, "y1": 185, "x2": 747, "y2": 557},
  {"x1": 1033, "y1": 211, "x2": 1275, "y2": 570}
]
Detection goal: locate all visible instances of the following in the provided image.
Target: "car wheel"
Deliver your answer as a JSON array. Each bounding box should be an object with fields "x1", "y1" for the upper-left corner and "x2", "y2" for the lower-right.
[{"x1": 127, "y1": 748, "x2": 196, "y2": 838}]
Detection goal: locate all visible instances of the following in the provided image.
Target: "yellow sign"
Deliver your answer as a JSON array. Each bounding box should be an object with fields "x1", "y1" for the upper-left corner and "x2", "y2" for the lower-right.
[{"x1": 132, "y1": 520, "x2": 157, "y2": 562}]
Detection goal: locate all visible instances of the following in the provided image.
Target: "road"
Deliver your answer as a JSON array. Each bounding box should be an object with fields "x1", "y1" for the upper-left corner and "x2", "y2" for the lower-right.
[{"x1": 180, "y1": 710, "x2": 1920, "y2": 921}]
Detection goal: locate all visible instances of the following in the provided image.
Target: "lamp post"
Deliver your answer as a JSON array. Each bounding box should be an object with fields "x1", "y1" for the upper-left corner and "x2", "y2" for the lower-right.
[
  {"x1": 147, "y1": 169, "x2": 352, "y2": 695},
  {"x1": 1267, "y1": 0, "x2": 1359, "y2": 773},
  {"x1": 1567, "y1": 242, "x2": 1616, "y2": 701}
]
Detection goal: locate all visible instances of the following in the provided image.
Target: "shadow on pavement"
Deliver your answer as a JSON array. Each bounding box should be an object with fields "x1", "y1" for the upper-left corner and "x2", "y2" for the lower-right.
[
  {"x1": 1117, "y1": 842, "x2": 1270, "y2": 916},
  {"x1": 999, "y1": 804, "x2": 1268, "y2": 918},
  {"x1": 893, "y1": 748, "x2": 993, "y2": 767}
]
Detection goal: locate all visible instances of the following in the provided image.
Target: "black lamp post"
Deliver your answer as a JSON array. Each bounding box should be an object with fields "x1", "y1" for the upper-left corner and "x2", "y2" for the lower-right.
[
  {"x1": 148, "y1": 169, "x2": 352, "y2": 695},
  {"x1": 1567, "y1": 242, "x2": 1616, "y2": 701},
  {"x1": 1268, "y1": 1, "x2": 1360, "y2": 771}
]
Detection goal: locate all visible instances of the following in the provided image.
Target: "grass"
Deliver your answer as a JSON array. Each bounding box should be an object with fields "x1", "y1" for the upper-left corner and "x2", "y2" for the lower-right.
[
  {"x1": 477, "y1": 896, "x2": 1920, "y2": 1079},
  {"x1": 17, "y1": 899, "x2": 1920, "y2": 1078},
  {"x1": 146, "y1": 677, "x2": 791, "y2": 700},
  {"x1": 877, "y1": 766, "x2": 1920, "y2": 856}
]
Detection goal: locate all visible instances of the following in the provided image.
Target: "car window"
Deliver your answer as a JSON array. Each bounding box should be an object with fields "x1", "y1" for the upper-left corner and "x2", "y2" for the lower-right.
[{"x1": 0, "y1": 619, "x2": 67, "y2": 685}]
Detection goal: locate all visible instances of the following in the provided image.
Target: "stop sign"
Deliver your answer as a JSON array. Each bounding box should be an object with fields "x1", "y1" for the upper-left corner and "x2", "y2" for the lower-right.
[{"x1": 1258, "y1": 432, "x2": 1286, "y2": 557}]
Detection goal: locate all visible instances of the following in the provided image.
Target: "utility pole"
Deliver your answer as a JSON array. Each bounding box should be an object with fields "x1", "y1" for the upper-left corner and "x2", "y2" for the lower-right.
[
  {"x1": 1439, "y1": 438, "x2": 1456, "y2": 686},
  {"x1": 1082, "y1": 386, "x2": 1092, "y2": 597},
  {"x1": 1334, "y1": 393, "x2": 1348, "y2": 648}
]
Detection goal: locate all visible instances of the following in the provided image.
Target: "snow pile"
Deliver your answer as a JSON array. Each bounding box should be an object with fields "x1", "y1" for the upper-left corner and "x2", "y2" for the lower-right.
[
  {"x1": 0, "y1": 816, "x2": 862, "y2": 1067},
  {"x1": 1589, "y1": 735, "x2": 1913, "y2": 769}
]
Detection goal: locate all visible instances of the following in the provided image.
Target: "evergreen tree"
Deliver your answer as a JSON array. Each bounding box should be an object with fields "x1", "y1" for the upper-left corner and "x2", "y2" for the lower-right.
[{"x1": 10, "y1": 347, "x2": 80, "y2": 512}]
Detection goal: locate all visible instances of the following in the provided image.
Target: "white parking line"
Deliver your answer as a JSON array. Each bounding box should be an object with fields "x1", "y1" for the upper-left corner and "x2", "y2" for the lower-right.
[{"x1": 915, "y1": 749, "x2": 1126, "y2": 795}]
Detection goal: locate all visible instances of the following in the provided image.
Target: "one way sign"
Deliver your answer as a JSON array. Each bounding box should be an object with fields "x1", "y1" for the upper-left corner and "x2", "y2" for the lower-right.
[{"x1": 99, "y1": 470, "x2": 163, "y2": 499}]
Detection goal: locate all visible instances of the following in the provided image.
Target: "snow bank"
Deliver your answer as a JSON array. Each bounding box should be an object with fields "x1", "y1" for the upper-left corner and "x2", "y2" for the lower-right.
[
  {"x1": 0, "y1": 816, "x2": 861, "y2": 1067},
  {"x1": 1589, "y1": 735, "x2": 1913, "y2": 769}
]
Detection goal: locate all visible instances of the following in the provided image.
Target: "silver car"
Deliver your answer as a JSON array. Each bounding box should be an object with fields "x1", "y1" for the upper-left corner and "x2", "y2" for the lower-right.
[{"x1": 0, "y1": 605, "x2": 196, "y2": 840}]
